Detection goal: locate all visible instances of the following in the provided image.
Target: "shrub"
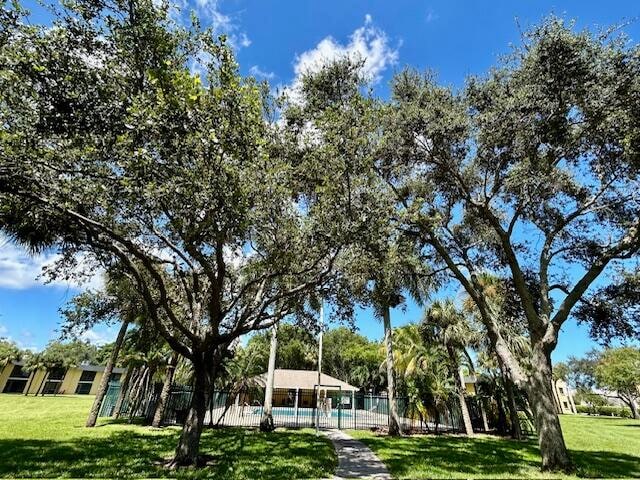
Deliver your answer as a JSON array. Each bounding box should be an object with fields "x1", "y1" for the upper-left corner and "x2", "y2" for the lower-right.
[{"x1": 575, "y1": 404, "x2": 632, "y2": 417}]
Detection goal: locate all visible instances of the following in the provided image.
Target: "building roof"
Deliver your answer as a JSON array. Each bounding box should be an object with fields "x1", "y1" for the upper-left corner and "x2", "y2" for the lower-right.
[
  {"x1": 11, "y1": 361, "x2": 124, "y2": 374},
  {"x1": 254, "y1": 369, "x2": 358, "y2": 391}
]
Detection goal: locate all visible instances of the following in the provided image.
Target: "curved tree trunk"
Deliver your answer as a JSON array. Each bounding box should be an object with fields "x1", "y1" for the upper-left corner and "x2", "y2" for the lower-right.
[
  {"x1": 630, "y1": 401, "x2": 639, "y2": 420},
  {"x1": 260, "y1": 324, "x2": 278, "y2": 432},
  {"x1": 87, "y1": 318, "x2": 130, "y2": 427},
  {"x1": 152, "y1": 351, "x2": 179, "y2": 428},
  {"x1": 114, "y1": 367, "x2": 135, "y2": 419},
  {"x1": 382, "y1": 305, "x2": 402, "y2": 436},
  {"x1": 170, "y1": 360, "x2": 211, "y2": 467},
  {"x1": 527, "y1": 347, "x2": 572, "y2": 472},
  {"x1": 447, "y1": 345, "x2": 473, "y2": 435}
]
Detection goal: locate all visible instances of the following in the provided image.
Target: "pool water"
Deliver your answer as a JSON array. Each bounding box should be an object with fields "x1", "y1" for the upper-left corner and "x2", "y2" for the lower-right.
[{"x1": 263, "y1": 407, "x2": 353, "y2": 418}]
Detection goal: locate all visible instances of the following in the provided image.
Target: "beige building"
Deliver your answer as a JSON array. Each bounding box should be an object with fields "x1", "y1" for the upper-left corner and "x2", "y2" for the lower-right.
[
  {"x1": 553, "y1": 378, "x2": 577, "y2": 414},
  {"x1": 0, "y1": 361, "x2": 124, "y2": 395}
]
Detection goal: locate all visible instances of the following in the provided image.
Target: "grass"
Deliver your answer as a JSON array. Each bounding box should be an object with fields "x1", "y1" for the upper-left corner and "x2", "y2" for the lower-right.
[
  {"x1": 0, "y1": 394, "x2": 337, "y2": 479},
  {"x1": 350, "y1": 415, "x2": 640, "y2": 479}
]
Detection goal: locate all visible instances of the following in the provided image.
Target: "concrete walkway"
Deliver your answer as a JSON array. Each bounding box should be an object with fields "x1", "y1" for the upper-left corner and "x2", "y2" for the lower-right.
[{"x1": 323, "y1": 429, "x2": 392, "y2": 480}]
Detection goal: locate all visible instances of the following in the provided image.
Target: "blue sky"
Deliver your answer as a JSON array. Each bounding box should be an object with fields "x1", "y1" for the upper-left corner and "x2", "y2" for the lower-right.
[{"x1": 1, "y1": 0, "x2": 639, "y2": 360}]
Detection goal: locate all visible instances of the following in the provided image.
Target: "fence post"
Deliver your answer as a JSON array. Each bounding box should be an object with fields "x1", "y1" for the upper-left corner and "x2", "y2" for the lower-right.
[{"x1": 294, "y1": 388, "x2": 299, "y2": 428}]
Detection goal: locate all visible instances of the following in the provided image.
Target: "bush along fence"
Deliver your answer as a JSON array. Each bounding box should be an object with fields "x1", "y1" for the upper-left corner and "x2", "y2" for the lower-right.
[
  {"x1": 99, "y1": 382, "x2": 469, "y2": 433},
  {"x1": 575, "y1": 404, "x2": 634, "y2": 418}
]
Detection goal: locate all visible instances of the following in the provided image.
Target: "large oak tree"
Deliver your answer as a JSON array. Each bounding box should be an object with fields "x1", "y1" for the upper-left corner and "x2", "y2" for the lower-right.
[
  {"x1": 381, "y1": 19, "x2": 640, "y2": 470},
  {"x1": 0, "y1": 0, "x2": 352, "y2": 465}
]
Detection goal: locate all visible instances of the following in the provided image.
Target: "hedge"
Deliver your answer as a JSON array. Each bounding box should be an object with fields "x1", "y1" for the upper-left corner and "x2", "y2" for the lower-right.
[{"x1": 575, "y1": 404, "x2": 632, "y2": 418}]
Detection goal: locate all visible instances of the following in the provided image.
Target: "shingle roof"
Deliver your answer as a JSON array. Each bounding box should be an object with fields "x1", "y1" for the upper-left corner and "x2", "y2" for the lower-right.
[{"x1": 254, "y1": 369, "x2": 358, "y2": 391}]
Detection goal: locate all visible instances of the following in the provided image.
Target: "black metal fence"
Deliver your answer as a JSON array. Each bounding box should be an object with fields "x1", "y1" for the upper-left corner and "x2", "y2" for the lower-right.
[{"x1": 100, "y1": 382, "x2": 465, "y2": 433}]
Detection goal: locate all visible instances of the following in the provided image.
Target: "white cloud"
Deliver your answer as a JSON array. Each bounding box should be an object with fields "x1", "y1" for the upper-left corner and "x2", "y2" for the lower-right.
[
  {"x1": 239, "y1": 32, "x2": 252, "y2": 48},
  {"x1": 287, "y1": 14, "x2": 399, "y2": 100},
  {"x1": 249, "y1": 65, "x2": 275, "y2": 80},
  {"x1": 0, "y1": 324, "x2": 7, "y2": 336},
  {"x1": 170, "y1": 0, "x2": 251, "y2": 51},
  {"x1": 79, "y1": 327, "x2": 116, "y2": 346},
  {"x1": 0, "y1": 236, "x2": 104, "y2": 291}
]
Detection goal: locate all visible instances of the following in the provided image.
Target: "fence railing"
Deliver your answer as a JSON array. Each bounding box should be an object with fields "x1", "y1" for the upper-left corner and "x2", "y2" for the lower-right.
[{"x1": 100, "y1": 382, "x2": 465, "y2": 433}]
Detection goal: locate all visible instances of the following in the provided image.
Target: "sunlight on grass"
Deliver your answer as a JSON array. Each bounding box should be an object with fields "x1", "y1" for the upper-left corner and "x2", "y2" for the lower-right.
[
  {"x1": 350, "y1": 415, "x2": 640, "y2": 479},
  {"x1": 0, "y1": 394, "x2": 336, "y2": 479}
]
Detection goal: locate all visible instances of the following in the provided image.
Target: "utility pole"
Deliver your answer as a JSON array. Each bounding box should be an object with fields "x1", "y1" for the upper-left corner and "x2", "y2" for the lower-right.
[{"x1": 316, "y1": 303, "x2": 324, "y2": 436}]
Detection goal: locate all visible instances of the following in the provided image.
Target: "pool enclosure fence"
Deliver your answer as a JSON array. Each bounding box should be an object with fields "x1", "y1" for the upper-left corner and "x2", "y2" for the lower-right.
[{"x1": 99, "y1": 382, "x2": 466, "y2": 433}]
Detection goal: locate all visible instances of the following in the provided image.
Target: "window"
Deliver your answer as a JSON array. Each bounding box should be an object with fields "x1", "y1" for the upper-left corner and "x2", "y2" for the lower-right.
[
  {"x1": 75, "y1": 370, "x2": 96, "y2": 395},
  {"x1": 42, "y1": 367, "x2": 66, "y2": 394},
  {"x1": 75, "y1": 382, "x2": 93, "y2": 395},
  {"x1": 79, "y1": 370, "x2": 96, "y2": 382},
  {"x1": 558, "y1": 387, "x2": 564, "y2": 394},
  {"x1": 9, "y1": 365, "x2": 29, "y2": 378},
  {"x1": 3, "y1": 379, "x2": 27, "y2": 393},
  {"x1": 563, "y1": 401, "x2": 569, "y2": 409},
  {"x1": 2, "y1": 365, "x2": 31, "y2": 393},
  {"x1": 109, "y1": 373, "x2": 121, "y2": 383},
  {"x1": 48, "y1": 367, "x2": 66, "y2": 380}
]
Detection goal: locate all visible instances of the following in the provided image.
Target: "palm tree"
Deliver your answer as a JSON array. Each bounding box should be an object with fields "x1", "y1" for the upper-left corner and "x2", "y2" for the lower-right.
[
  {"x1": 260, "y1": 324, "x2": 278, "y2": 432},
  {"x1": 461, "y1": 273, "x2": 530, "y2": 439},
  {"x1": 391, "y1": 325, "x2": 439, "y2": 429},
  {"x1": 0, "y1": 339, "x2": 21, "y2": 369},
  {"x1": 423, "y1": 299, "x2": 477, "y2": 436}
]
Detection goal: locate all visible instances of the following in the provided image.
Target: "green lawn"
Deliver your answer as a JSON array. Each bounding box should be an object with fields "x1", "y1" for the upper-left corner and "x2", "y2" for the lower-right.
[
  {"x1": 350, "y1": 415, "x2": 640, "y2": 479},
  {"x1": 0, "y1": 394, "x2": 337, "y2": 479}
]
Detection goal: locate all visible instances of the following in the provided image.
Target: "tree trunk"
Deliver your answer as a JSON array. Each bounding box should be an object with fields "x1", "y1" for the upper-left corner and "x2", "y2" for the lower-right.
[
  {"x1": 447, "y1": 345, "x2": 473, "y2": 435},
  {"x1": 260, "y1": 324, "x2": 278, "y2": 432},
  {"x1": 497, "y1": 356, "x2": 522, "y2": 440},
  {"x1": 86, "y1": 319, "x2": 129, "y2": 427},
  {"x1": 24, "y1": 371, "x2": 35, "y2": 396},
  {"x1": 170, "y1": 362, "x2": 210, "y2": 467},
  {"x1": 114, "y1": 367, "x2": 135, "y2": 419},
  {"x1": 480, "y1": 398, "x2": 490, "y2": 432},
  {"x1": 152, "y1": 351, "x2": 179, "y2": 428},
  {"x1": 527, "y1": 347, "x2": 572, "y2": 472},
  {"x1": 630, "y1": 401, "x2": 639, "y2": 420},
  {"x1": 382, "y1": 305, "x2": 402, "y2": 436}
]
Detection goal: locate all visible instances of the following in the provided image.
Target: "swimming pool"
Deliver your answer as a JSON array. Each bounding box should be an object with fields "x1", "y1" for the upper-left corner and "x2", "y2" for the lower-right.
[{"x1": 262, "y1": 407, "x2": 353, "y2": 418}]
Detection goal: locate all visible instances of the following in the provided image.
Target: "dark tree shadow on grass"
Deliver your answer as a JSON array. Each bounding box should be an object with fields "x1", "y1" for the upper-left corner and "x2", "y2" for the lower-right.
[{"x1": 0, "y1": 428, "x2": 336, "y2": 479}]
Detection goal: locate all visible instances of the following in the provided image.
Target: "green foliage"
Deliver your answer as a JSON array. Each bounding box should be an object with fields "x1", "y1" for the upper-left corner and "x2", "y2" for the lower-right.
[
  {"x1": 575, "y1": 404, "x2": 632, "y2": 418},
  {"x1": 0, "y1": 339, "x2": 21, "y2": 367},
  {"x1": 594, "y1": 347, "x2": 640, "y2": 408},
  {"x1": 246, "y1": 324, "x2": 317, "y2": 372},
  {"x1": 322, "y1": 327, "x2": 385, "y2": 392}
]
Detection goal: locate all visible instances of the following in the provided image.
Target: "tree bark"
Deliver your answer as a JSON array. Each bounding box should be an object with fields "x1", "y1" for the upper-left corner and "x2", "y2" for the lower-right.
[
  {"x1": 86, "y1": 319, "x2": 129, "y2": 427},
  {"x1": 382, "y1": 305, "x2": 402, "y2": 436},
  {"x1": 630, "y1": 401, "x2": 639, "y2": 420},
  {"x1": 260, "y1": 324, "x2": 278, "y2": 432},
  {"x1": 480, "y1": 398, "x2": 490, "y2": 432},
  {"x1": 114, "y1": 367, "x2": 135, "y2": 419},
  {"x1": 447, "y1": 345, "x2": 473, "y2": 435},
  {"x1": 499, "y1": 361, "x2": 522, "y2": 440},
  {"x1": 170, "y1": 362, "x2": 210, "y2": 467},
  {"x1": 152, "y1": 351, "x2": 179, "y2": 428},
  {"x1": 527, "y1": 347, "x2": 572, "y2": 472}
]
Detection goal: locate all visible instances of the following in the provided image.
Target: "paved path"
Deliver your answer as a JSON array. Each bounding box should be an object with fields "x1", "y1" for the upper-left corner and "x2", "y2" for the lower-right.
[{"x1": 323, "y1": 429, "x2": 392, "y2": 480}]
